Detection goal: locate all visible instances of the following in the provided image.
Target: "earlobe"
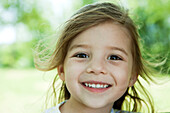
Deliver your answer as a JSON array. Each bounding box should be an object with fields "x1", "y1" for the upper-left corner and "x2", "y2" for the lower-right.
[{"x1": 57, "y1": 65, "x2": 65, "y2": 81}]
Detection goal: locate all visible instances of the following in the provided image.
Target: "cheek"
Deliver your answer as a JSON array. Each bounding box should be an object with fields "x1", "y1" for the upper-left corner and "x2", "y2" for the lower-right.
[
  {"x1": 64, "y1": 60, "x2": 86, "y2": 81},
  {"x1": 64, "y1": 60, "x2": 87, "y2": 97},
  {"x1": 111, "y1": 63, "x2": 132, "y2": 87},
  {"x1": 117, "y1": 73, "x2": 130, "y2": 87}
]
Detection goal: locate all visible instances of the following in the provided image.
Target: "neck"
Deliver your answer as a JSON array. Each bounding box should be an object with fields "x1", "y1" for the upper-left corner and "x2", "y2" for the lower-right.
[{"x1": 60, "y1": 97, "x2": 113, "y2": 113}]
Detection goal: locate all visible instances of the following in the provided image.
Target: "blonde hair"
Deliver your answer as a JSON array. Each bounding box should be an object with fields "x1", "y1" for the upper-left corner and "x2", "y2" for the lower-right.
[{"x1": 35, "y1": 2, "x2": 155, "y2": 112}]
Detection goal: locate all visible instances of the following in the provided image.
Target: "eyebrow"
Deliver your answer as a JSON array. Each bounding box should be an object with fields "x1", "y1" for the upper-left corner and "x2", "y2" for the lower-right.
[
  {"x1": 106, "y1": 46, "x2": 128, "y2": 56},
  {"x1": 69, "y1": 44, "x2": 128, "y2": 56},
  {"x1": 69, "y1": 44, "x2": 90, "y2": 51}
]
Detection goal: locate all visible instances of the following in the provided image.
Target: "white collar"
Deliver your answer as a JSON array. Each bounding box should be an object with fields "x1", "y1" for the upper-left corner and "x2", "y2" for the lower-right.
[{"x1": 43, "y1": 100, "x2": 114, "y2": 113}]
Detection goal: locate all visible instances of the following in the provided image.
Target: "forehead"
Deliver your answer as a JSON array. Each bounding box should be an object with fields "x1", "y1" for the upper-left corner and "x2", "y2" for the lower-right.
[{"x1": 68, "y1": 21, "x2": 132, "y2": 52}]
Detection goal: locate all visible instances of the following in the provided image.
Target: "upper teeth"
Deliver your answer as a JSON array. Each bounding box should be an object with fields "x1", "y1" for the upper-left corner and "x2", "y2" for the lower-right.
[{"x1": 84, "y1": 83, "x2": 109, "y2": 88}]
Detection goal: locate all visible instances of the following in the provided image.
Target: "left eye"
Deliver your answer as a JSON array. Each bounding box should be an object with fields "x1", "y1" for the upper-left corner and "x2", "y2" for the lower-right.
[
  {"x1": 108, "y1": 55, "x2": 122, "y2": 60},
  {"x1": 73, "y1": 53, "x2": 89, "y2": 58}
]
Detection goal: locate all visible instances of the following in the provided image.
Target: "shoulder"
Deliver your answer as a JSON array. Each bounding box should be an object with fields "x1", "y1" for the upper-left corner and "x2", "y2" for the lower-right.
[
  {"x1": 42, "y1": 106, "x2": 59, "y2": 113},
  {"x1": 42, "y1": 101, "x2": 66, "y2": 113}
]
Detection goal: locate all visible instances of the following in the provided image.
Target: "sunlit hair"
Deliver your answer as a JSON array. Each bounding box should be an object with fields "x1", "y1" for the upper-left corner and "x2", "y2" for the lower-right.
[{"x1": 34, "y1": 2, "x2": 155, "y2": 112}]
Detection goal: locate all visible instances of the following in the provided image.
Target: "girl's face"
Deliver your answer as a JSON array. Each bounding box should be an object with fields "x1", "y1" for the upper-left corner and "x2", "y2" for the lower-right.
[{"x1": 58, "y1": 22, "x2": 137, "y2": 110}]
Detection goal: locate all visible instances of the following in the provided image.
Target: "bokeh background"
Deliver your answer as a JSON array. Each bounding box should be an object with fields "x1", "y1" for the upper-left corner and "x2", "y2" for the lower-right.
[{"x1": 0, "y1": 0, "x2": 170, "y2": 112}]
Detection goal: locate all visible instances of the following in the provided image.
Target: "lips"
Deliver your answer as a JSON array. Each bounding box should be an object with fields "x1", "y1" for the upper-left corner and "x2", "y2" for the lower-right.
[{"x1": 81, "y1": 81, "x2": 112, "y2": 93}]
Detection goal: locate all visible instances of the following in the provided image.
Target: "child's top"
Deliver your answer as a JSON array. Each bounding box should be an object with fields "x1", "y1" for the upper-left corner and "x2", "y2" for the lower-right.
[{"x1": 43, "y1": 101, "x2": 138, "y2": 113}]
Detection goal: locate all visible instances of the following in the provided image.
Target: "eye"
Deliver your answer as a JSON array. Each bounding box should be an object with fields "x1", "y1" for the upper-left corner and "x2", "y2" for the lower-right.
[
  {"x1": 73, "y1": 53, "x2": 89, "y2": 58},
  {"x1": 108, "y1": 55, "x2": 122, "y2": 60}
]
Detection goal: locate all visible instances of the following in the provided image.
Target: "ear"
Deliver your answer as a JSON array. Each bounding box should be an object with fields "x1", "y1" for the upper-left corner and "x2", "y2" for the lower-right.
[
  {"x1": 57, "y1": 64, "x2": 65, "y2": 81},
  {"x1": 128, "y1": 74, "x2": 138, "y2": 87}
]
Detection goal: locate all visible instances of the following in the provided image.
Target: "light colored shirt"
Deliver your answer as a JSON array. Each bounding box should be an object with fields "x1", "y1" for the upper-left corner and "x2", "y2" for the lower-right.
[{"x1": 43, "y1": 101, "x2": 114, "y2": 113}]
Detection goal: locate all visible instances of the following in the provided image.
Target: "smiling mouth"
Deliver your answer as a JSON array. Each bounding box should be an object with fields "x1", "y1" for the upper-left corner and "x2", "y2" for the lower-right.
[
  {"x1": 81, "y1": 81, "x2": 112, "y2": 93},
  {"x1": 82, "y1": 82, "x2": 111, "y2": 88}
]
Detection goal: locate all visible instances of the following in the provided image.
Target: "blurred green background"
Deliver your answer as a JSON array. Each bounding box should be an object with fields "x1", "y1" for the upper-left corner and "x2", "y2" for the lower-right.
[{"x1": 0, "y1": 0, "x2": 170, "y2": 112}]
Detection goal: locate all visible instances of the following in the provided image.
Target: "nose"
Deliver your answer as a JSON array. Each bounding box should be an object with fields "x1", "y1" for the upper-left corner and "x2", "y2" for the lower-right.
[{"x1": 86, "y1": 57, "x2": 107, "y2": 75}]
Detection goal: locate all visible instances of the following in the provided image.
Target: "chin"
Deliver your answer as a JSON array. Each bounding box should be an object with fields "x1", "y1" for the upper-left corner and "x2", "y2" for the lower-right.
[{"x1": 82, "y1": 99, "x2": 113, "y2": 109}]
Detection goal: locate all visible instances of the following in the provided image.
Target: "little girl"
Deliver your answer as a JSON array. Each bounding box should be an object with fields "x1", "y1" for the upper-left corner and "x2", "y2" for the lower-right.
[{"x1": 35, "y1": 2, "x2": 155, "y2": 113}]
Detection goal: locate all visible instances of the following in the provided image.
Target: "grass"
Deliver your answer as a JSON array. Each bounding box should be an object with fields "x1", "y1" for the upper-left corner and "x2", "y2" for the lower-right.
[
  {"x1": 0, "y1": 69, "x2": 57, "y2": 113},
  {"x1": 0, "y1": 69, "x2": 170, "y2": 113}
]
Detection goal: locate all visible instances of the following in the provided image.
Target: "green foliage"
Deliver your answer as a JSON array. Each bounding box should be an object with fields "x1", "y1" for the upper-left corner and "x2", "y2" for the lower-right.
[
  {"x1": 82, "y1": 0, "x2": 95, "y2": 5},
  {"x1": 0, "y1": 42, "x2": 34, "y2": 68},
  {"x1": 130, "y1": 0, "x2": 170, "y2": 74},
  {"x1": 0, "y1": 0, "x2": 53, "y2": 68}
]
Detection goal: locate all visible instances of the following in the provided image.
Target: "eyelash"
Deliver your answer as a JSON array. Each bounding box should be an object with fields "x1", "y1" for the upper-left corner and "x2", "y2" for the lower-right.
[
  {"x1": 73, "y1": 53, "x2": 122, "y2": 60},
  {"x1": 108, "y1": 55, "x2": 122, "y2": 60},
  {"x1": 73, "y1": 53, "x2": 89, "y2": 58}
]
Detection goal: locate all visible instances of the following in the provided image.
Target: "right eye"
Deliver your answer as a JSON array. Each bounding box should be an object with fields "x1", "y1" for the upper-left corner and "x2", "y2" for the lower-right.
[
  {"x1": 73, "y1": 53, "x2": 89, "y2": 58},
  {"x1": 108, "y1": 55, "x2": 122, "y2": 61}
]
